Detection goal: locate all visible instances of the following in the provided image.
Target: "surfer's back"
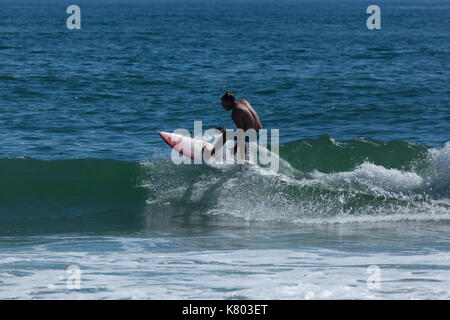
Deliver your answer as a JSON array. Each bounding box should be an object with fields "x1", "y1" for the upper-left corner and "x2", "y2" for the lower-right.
[{"x1": 233, "y1": 99, "x2": 262, "y2": 131}]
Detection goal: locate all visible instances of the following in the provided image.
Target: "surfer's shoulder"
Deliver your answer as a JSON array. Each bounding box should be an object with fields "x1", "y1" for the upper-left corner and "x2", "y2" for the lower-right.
[
  {"x1": 231, "y1": 105, "x2": 247, "y2": 116},
  {"x1": 237, "y1": 98, "x2": 249, "y2": 106}
]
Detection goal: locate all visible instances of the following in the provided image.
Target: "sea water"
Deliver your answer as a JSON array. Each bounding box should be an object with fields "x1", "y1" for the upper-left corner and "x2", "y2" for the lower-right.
[{"x1": 0, "y1": 0, "x2": 449, "y2": 299}]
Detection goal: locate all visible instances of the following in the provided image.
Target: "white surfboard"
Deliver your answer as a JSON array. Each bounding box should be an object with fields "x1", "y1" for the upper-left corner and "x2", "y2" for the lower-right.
[{"x1": 159, "y1": 131, "x2": 238, "y2": 165}]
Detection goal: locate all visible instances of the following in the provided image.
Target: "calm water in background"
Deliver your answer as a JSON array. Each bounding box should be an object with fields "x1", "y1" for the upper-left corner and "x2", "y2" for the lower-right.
[{"x1": 0, "y1": 0, "x2": 449, "y2": 299}]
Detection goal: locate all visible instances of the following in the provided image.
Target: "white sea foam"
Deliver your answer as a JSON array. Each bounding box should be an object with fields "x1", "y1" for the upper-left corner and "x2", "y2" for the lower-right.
[
  {"x1": 140, "y1": 141, "x2": 450, "y2": 225},
  {"x1": 1, "y1": 236, "x2": 449, "y2": 299},
  {"x1": 205, "y1": 145, "x2": 450, "y2": 224},
  {"x1": 428, "y1": 141, "x2": 450, "y2": 186}
]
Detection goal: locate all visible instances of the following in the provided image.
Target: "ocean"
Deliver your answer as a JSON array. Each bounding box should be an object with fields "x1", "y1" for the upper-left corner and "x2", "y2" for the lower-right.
[{"x1": 0, "y1": 0, "x2": 449, "y2": 299}]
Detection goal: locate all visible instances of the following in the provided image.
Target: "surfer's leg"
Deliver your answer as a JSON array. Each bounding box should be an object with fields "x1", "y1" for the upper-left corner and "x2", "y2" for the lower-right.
[{"x1": 232, "y1": 135, "x2": 238, "y2": 155}]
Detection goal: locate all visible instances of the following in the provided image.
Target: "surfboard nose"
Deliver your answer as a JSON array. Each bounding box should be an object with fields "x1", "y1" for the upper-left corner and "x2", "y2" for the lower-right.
[{"x1": 159, "y1": 131, "x2": 176, "y2": 147}]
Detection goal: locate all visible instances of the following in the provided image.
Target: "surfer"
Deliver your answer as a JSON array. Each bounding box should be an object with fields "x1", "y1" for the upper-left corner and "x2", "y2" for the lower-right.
[{"x1": 209, "y1": 91, "x2": 262, "y2": 157}]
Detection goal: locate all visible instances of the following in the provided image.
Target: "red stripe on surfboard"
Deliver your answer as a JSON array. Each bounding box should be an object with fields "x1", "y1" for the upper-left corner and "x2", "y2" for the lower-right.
[{"x1": 158, "y1": 131, "x2": 196, "y2": 160}]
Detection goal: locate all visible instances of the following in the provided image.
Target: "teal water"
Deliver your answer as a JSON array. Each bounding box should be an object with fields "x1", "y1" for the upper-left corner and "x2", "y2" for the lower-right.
[{"x1": 0, "y1": 0, "x2": 449, "y2": 299}]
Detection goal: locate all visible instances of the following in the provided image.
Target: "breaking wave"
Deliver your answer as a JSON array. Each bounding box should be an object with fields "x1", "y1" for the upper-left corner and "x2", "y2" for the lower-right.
[{"x1": 1, "y1": 137, "x2": 448, "y2": 235}]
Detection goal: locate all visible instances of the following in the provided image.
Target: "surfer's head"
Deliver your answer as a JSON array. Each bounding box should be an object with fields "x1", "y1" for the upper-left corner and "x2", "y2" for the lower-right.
[{"x1": 221, "y1": 91, "x2": 235, "y2": 110}]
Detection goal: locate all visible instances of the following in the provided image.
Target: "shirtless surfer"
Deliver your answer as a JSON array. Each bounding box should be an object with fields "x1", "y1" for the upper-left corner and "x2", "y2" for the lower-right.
[{"x1": 209, "y1": 91, "x2": 262, "y2": 157}]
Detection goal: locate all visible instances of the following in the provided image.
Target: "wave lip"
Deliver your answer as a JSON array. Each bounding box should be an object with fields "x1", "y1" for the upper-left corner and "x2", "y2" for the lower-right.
[{"x1": 428, "y1": 141, "x2": 450, "y2": 186}]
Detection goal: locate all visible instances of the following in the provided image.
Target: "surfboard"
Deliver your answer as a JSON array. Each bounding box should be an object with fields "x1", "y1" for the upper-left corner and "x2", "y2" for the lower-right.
[{"x1": 159, "y1": 131, "x2": 214, "y2": 162}]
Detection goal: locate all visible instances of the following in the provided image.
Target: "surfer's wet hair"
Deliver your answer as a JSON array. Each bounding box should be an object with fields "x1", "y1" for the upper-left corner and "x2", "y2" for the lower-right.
[{"x1": 221, "y1": 91, "x2": 235, "y2": 103}]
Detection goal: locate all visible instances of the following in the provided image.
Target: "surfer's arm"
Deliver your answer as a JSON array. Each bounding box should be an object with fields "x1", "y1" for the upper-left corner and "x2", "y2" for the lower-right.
[
  {"x1": 231, "y1": 110, "x2": 247, "y2": 130},
  {"x1": 209, "y1": 132, "x2": 227, "y2": 156}
]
